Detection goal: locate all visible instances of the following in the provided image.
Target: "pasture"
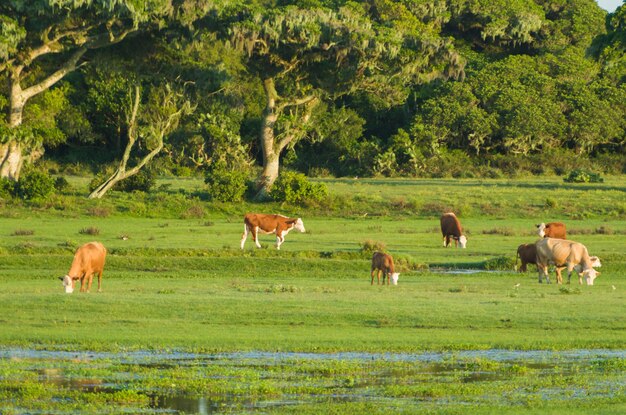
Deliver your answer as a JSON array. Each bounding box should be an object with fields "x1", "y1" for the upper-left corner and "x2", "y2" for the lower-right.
[{"x1": 1, "y1": 176, "x2": 625, "y2": 413}]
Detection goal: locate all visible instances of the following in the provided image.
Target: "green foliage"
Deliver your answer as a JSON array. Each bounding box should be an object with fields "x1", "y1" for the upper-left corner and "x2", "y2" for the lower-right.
[
  {"x1": 0, "y1": 178, "x2": 16, "y2": 199},
  {"x1": 563, "y1": 169, "x2": 604, "y2": 183},
  {"x1": 15, "y1": 170, "x2": 55, "y2": 200},
  {"x1": 482, "y1": 256, "x2": 516, "y2": 271},
  {"x1": 89, "y1": 168, "x2": 156, "y2": 193},
  {"x1": 53, "y1": 176, "x2": 70, "y2": 192},
  {"x1": 204, "y1": 168, "x2": 247, "y2": 202},
  {"x1": 271, "y1": 171, "x2": 328, "y2": 204},
  {"x1": 117, "y1": 170, "x2": 156, "y2": 192},
  {"x1": 360, "y1": 240, "x2": 386, "y2": 254}
]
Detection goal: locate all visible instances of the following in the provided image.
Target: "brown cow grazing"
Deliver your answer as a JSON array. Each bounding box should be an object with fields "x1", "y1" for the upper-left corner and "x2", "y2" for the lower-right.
[
  {"x1": 440, "y1": 212, "x2": 467, "y2": 248},
  {"x1": 535, "y1": 238, "x2": 600, "y2": 285},
  {"x1": 516, "y1": 243, "x2": 537, "y2": 272},
  {"x1": 59, "y1": 242, "x2": 107, "y2": 293},
  {"x1": 241, "y1": 213, "x2": 305, "y2": 250},
  {"x1": 536, "y1": 222, "x2": 566, "y2": 239},
  {"x1": 371, "y1": 251, "x2": 399, "y2": 285}
]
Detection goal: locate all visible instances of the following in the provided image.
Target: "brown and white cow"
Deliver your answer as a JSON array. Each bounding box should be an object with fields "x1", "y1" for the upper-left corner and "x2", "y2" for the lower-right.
[
  {"x1": 535, "y1": 238, "x2": 600, "y2": 285},
  {"x1": 536, "y1": 222, "x2": 566, "y2": 239},
  {"x1": 59, "y1": 241, "x2": 107, "y2": 293},
  {"x1": 240, "y1": 213, "x2": 305, "y2": 250},
  {"x1": 516, "y1": 243, "x2": 537, "y2": 272},
  {"x1": 371, "y1": 251, "x2": 399, "y2": 286},
  {"x1": 440, "y1": 212, "x2": 467, "y2": 248}
]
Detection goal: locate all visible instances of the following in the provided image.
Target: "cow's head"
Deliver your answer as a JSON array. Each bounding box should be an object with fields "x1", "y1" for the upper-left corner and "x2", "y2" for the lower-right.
[
  {"x1": 391, "y1": 273, "x2": 399, "y2": 285},
  {"x1": 59, "y1": 275, "x2": 74, "y2": 294},
  {"x1": 294, "y1": 218, "x2": 305, "y2": 233},
  {"x1": 536, "y1": 223, "x2": 546, "y2": 237},
  {"x1": 583, "y1": 268, "x2": 600, "y2": 285},
  {"x1": 458, "y1": 235, "x2": 467, "y2": 249},
  {"x1": 589, "y1": 256, "x2": 601, "y2": 268}
]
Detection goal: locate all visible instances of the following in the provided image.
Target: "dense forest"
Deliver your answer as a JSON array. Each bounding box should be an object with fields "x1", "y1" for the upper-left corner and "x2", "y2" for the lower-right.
[{"x1": 1, "y1": 0, "x2": 625, "y2": 200}]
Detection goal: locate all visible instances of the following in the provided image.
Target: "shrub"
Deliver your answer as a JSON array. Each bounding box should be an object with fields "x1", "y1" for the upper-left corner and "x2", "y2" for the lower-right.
[
  {"x1": 79, "y1": 227, "x2": 100, "y2": 236},
  {"x1": 53, "y1": 176, "x2": 70, "y2": 192},
  {"x1": 11, "y1": 229, "x2": 34, "y2": 236},
  {"x1": 271, "y1": 171, "x2": 328, "y2": 204},
  {"x1": 563, "y1": 169, "x2": 604, "y2": 183},
  {"x1": 117, "y1": 170, "x2": 156, "y2": 192},
  {"x1": 89, "y1": 168, "x2": 156, "y2": 193},
  {"x1": 482, "y1": 256, "x2": 516, "y2": 270},
  {"x1": 86, "y1": 206, "x2": 111, "y2": 217},
  {"x1": 360, "y1": 239, "x2": 386, "y2": 253},
  {"x1": 204, "y1": 169, "x2": 247, "y2": 202},
  {"x1": 0, "y1": 178, "x2": 15, "y2": 199},
  {"x1": 15, "y1": 170, "x2": 55, "y2": 200}
]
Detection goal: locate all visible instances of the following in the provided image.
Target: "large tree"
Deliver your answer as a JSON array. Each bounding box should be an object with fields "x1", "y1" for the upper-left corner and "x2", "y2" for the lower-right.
[
  {"x1": 0, "y1": 0, "x2": 175, "y2": 180},
  {"x1": 229, "y1": 1, "x2": 465, "y2": 198}
]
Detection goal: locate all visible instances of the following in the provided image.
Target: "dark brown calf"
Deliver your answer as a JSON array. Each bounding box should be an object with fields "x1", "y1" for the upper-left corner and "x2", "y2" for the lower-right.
[
  {"x1": 371, "y1": 251, "x2": 399, "y2": 285},
  {"x1": 516, "y1": 243, "x2": 537, "y2": 272},
  {"x1": 440, "y1": 212, "x2": 467, "y2": 248}
]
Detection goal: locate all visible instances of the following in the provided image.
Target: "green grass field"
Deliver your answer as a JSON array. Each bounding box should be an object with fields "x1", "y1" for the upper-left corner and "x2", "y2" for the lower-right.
[{"x1": 1, "y1": 176, "x2": 625, "y2": 413}]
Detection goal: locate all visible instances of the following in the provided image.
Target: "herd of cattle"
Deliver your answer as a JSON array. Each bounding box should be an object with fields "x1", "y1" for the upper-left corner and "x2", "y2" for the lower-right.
[{"x1": 59, "y1": 212, "x2": 601, "y2": 293}]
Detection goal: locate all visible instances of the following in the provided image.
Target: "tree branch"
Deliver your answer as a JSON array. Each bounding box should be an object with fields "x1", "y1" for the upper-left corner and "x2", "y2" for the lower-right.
[{"x1": 20, "y1": 46, "x2": 88, "y2": 102}]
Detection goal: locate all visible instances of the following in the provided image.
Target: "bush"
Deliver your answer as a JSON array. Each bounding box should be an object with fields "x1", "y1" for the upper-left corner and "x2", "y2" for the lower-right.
[
  {"x1": 117, "y1": 170, "x2": 156, "y2": 192},
  {"x1": 15, "y1": 170, "x2": 55, "y2": 200},
  {"x1": 271, "y1": 171, "x2": 328, "y2": 204},
  {"x1": 54, "y1": 176, "x2": 70, "y2": 192},
  {"x1": 360, "y1": 239, "x2": 387, "y2": 253},
  {"x1": 89, "y1": 169, "x2": 156, "y2": 193},
  {"x1": 0, "y1": 178, "x2": 15, "y2": 199},
  {"x1": 563, "y1": 169, "x2": 604, "y2": 183},
  {"x1": 204, "y1": 169, "x2": 247, "y2": 202}
]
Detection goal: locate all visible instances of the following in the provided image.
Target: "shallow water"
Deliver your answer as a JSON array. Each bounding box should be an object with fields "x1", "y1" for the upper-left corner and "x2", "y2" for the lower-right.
[
  {"x1": 3, "y1": 347, "x2": 625, "y2": 363},
  {"x1": 2, "y1": 347, "x2": 625, "y2": 414}
]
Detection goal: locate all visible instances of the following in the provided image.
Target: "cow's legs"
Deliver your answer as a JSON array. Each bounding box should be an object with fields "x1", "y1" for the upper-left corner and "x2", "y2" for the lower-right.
[
  {"x1": 97, "y1": 271, "x2": 103, "y2": 292},
  {"x1": 86, "y1": 271, "x2": 94, "y2": 292},
  {"x1": 555, "y1": 267, "x2": 565, "y2": 284},
  {"x1": 442, "y1": 236, "x2": 447, "y2": 247},
  {"x1": 253, "y1": 226, "x2": 261, "y2": 248},
  {"x1": 79, "y1": 272, "x2": 87, "y2": 292},
  {"x1": 276, "y1": 230, "x2": 288, "y2": 250},
  {"x1": 240, "y1": 224, "x2": 249, "y2": 249},
  {"x1": 538, "y1": 265, "x2": 550, "y2": 284},
  {"x1": 370, "y1": 269, "x2": 375, "y2": 285}
]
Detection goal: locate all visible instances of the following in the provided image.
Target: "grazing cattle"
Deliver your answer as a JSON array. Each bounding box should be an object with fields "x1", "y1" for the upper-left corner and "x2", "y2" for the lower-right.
[
  {"x1": 440, "y1": 212, "x2": 467, "y2": 248},
  {"x1": 535, "y1": 238, "x2": 600, "y2": 285},
  {"x1": 516, "y1": 243, "x2": 537, "y2": 272},
  {"x1": 59, "y1": 242, "x2": 107, "y2": 293},
  {"x1": 240, "y1": 213, "x2": 305, "y2": 250},
  {"x1": 371, "y1": 251, "x2": 399, "y2": 286},
  {"x1": 536, "y1": 222, "x2": 566, "y2": 239}
]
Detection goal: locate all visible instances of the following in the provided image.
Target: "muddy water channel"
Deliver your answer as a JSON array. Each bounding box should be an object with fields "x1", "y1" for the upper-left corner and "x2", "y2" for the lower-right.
[{"x1": 1, "y1": 348, "x2": 625, "y2": 414}]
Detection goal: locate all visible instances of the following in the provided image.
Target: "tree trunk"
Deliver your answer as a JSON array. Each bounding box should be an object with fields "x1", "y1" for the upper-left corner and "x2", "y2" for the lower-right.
[
  {"x1": 0, "y1": 142, "x2": 24, "y2": 180},
  {"x1": 0, "y1": 76, "x2": 27, "y2": 180},
  {"x1": 1, "y1": 47, "x2": 88, "y2": 180},
  {"x1": 254, "y1": 77, "x2": 319, "y2": 200},
  {"x1": 255, "y1": 78, "x2": 280, "y2": 200}
]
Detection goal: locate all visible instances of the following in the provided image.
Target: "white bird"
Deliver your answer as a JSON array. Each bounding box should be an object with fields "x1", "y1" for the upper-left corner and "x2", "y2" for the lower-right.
[
  {"x1": 612, "y1": 285, "x2": 616, "y2": 290},
  {"x1": 514, "y1": 283, "x2": 520, "y2": 288}
]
